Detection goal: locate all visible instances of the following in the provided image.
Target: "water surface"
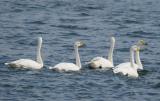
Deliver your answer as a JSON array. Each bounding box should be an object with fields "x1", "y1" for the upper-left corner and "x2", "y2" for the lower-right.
[{"x1": 0, "y1": 0, "x2": 160, "y2": 101}]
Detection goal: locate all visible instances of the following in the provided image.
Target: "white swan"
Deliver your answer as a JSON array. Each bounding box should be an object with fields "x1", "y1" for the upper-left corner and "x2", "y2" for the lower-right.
[
  {"x1": 49, "y1": 41, "x2": 85, "y2": 71},
  {"x1": 88, "y1": 37, "x2": 115, "y2": 69},
  {"x1": 113, "y1": 45, "x2": 139, "y2": 78},
  {"x1": 5, "y1": 37, "x2": 43, "y2": 69}
]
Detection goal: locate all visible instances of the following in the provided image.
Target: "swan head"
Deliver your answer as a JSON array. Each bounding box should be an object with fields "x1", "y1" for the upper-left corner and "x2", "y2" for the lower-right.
[
  {"x1": 38, "y1": 37, "x2": 42, "y2": 44},
  {"x1": 137, "y1": 39, "x2": 147, "y2": 46},
  {"x1": 75, "y1": 41, "x2": 85, "y2": 47},
  {"x1": 136, "y1": 39, "x2": 147, "y2": 51},
  {"x1": 111, "y1": 37, "x2": 115, "y2": 43}
]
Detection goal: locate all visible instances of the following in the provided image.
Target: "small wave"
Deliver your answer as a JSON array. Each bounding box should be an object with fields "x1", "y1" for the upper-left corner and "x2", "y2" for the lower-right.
[
  {"x1": 0, "y1": 83, "x2": 14, "y2": 88},
  {"x1": 26, "y1": 21, "x2": 46, "y2": 25},
  {"x1": 78, "y1": 12, "x2": 90, "y2": 16},
  {"x1": 117, "y1": 48, "x2": 130, "y2": 52},
  {"x1": 59, "y1": 18, "x2": 88, "y2": 23},
  {"x1": 153, "y1": 83, "x2": 160, "y2": 89},
  {"x1": 129, "y1": 8, "x2": 142, "y2": 13},
  {"x1": 50, "y1": 24, "x2": 89, "y2": 30},
  {"x1": 12, "y1": 9, "x2": 24, "y2": 13},
  {"x1": 49, "y1": 1, "x2": 71, "y2": 8},
  {"x1": 124, "y1": 19, "x2": 142, "y2": 24},
  {"x1": 74, "y1": 5, "x2": 104, "y2": 12},
  {"x1": 126, "y1": 31, "x2": 158, "y2": 39}
]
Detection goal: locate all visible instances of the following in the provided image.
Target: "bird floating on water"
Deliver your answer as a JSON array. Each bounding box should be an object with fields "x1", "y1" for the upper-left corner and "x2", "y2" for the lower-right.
[
  {"x1": 88, "y1": 37, "x2": 115, "y2": 69},
  {"x1": 49, "y1": 41, "x2": 85, "y2": 71},
  {"x1": 5, "y1": 37, "x2": 43, "y2": 69}
]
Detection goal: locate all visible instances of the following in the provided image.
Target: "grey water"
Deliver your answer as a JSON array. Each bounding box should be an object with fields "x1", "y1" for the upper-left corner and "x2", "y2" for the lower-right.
[{"x1": 0, "y1": 0, "x2": 160, "y2": 101}]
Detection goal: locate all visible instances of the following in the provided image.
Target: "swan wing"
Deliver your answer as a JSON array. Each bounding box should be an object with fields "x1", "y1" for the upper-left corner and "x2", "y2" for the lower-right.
[
  {"x1": 113, "y1": 62, "x2": 131, "y2": 75},
  {"x1": 50, "y1": 63, "x2": 80, "y2": 71},
  {"x1": 100, "y1": 58, "x2": 113, "y2": 68},
  {"x1": 91, "y1": 57, "x2": 103, "y2": 62}
]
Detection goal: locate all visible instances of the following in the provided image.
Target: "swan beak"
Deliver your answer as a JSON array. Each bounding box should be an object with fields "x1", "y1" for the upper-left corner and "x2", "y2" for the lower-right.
[
  {"x1": 137, "y1": 39, "x2": 148, "y2": 46},
  {"x1": 79, "y1": 42, "x2": 86, "y2": 47}
]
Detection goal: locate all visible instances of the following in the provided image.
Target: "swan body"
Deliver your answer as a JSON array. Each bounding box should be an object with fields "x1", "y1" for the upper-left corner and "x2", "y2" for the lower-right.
[
  {"x1": 89, "y1": 37, "x2": 115, "y2": 69},
  {"x1": 113, "y1": 45, "x2": 139, "y2": 78},
  {"x1": 49, "y1": 41, "x2": 85, "y2": 71},
  {"x1": 89, "y1": 57, "x2": 113, "y2": 69},
  {"x1": 5, "y1": 59, "x2": 43, "y2": 69},
  {"x1": 5, "y1": 37, "x2": 43, "y2": 69},
  {"x1": 113, "y1": 62, "x2": 139, "y2": 77},
  {"x1": 49, "y1": 63, "x2": 80, "y2": 71}
]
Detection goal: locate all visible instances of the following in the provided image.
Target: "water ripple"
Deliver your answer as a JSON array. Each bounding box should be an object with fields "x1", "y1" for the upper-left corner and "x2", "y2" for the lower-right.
[{"x1": 0, "y1": 0, "x2": 160, "y2": 101}]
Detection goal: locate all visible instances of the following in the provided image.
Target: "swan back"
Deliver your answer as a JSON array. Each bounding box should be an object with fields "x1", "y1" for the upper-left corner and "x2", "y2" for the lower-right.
[{"x1": 113, "y1": 62, "x2": 138, "y2": 77}]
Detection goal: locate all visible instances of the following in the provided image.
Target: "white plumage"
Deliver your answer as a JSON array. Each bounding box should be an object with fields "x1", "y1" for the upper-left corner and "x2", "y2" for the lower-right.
[
  {"x1": 89, "y1": 57, "x2": 113, "y2": 69},
  {"x1": 5, "y1": 59, "x2": 43, "y2": 69},
  {"x1": 49, "y1": 63, "x2": 80, "y2": 71},
  {"x1": 5, "y1": 37, "x2": 43, "y2": 69},
  {"x1": 113, "y1": 62, "x2": 139, "y2": 78}
]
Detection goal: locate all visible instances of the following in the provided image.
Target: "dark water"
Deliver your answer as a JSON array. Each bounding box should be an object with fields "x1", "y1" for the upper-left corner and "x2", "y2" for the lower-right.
[{"x1": 0, "y1": 0, "x2": 160, "y2": 101}]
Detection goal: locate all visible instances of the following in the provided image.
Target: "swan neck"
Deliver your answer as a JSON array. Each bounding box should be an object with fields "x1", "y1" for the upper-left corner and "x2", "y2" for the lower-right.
[
  {"x1": 130, "y1": 48, "x2": 135, "y2": 68},
  {"x1": 136, "y1": 51, "x2": 142, "y2": 68},
  {"x1": 108, "y1": 39, "x2": 115, "y2": 65},
  {"x1": 36, "y1": 40, "x2": 43, "y2": 66},
  {"x1": 74, "y1": 45, "x2": 81, "y2": 68}
]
